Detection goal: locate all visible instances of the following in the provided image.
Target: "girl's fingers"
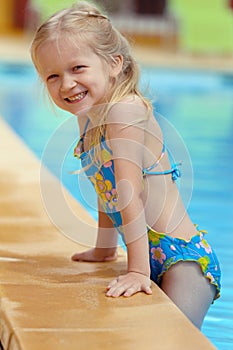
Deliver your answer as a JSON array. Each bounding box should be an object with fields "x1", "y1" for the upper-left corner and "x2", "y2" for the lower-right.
[
  {"x1": 123, "y1": 287, "x2": 138, "y2": 297},
  {"x1": 106, "y1": 278, "x2": 118, "y2": 290},
  {"x1": 106, "y1": 273, "x2": 152, "y2": 297},
  {"x1": 142, "y1": 285, "x2": 153, "y2": 295},
  {"x1": 106, "y1": 284, "x2": 132, "y2": 297},
  {"x1": 106, "y1": 279, "x2": 132, "y2": 297},
  {"x1": 106, "y1": 281, "x2": 140, "y2": 298}
]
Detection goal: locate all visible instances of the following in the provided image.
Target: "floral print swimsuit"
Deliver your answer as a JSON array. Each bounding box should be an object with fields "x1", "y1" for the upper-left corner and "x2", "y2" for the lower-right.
[{"x1": 74, "y1": 118, "x2": 221, "y2": 300}]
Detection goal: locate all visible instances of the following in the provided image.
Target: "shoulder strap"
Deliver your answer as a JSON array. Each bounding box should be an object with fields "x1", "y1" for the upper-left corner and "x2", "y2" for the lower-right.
[{"x1": 82, "y1": 118, "x2": 90, "y2": 136}]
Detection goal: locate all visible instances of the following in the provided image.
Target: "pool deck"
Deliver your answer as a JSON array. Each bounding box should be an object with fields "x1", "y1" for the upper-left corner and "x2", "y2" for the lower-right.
[{"x1": 0, "y1": 35, "x2": 224, "y2": 350}]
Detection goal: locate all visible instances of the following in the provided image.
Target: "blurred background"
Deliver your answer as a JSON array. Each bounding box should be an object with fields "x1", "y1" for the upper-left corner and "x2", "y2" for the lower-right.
[{"x1": 0, "y1": 0, "x2": 233, "y2": 57}]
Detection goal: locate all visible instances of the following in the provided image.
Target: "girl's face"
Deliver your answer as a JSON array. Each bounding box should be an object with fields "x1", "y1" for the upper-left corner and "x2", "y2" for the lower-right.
[{"x1": 36, "y1": 37, "x2": 122, "y2": 115}]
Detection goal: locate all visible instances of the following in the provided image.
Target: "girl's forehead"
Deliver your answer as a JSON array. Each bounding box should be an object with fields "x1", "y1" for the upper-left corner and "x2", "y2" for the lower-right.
[
  {"x1": 40, "y1": 35, "x2": 91, "y2": 55},
  {"x1": 36, "y1": 36, "x2": 103, "y2": 75},
  {"x1": 36, "y1": 37, "x2": 94, "y2": 69}
]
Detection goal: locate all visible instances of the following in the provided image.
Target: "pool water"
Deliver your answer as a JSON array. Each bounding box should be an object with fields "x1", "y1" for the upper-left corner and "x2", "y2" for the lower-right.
[{"x1": 0, "y1": 62, "x2": 232, "y2": 349}]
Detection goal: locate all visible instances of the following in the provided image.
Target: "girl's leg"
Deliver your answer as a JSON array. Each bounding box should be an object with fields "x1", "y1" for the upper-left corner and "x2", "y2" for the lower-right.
[{"x1": 161, "y1": 261, "x2": 216, "y2": 329}]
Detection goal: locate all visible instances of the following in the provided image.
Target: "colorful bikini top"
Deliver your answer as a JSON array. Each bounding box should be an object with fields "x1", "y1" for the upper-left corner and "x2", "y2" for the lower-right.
[{"x1": 74, "y1": 118, "x2": 181, "y2": 232}]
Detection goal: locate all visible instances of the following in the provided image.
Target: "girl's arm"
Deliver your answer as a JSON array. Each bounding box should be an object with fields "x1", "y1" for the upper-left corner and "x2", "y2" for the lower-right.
[
  {"x1": 71, "y1": 199, "x2": 118, "y2": 262},
  {"x1": 105, "y1": 158, "x2": 152, "y2": 296},
  {"x1": 105, "y1": 102, "x2": 152, "y2": 297}
]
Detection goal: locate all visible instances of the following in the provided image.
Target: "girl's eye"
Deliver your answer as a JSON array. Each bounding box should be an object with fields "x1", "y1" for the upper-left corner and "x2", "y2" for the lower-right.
[
  {"x1": 47, "y1": 74, "x2": 58, "y2": 81},
  {"x1": 73, "y1": 65, "x2": 86, "y2": 72}
]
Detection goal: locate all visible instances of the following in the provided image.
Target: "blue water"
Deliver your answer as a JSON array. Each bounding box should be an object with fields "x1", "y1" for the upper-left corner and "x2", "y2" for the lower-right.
[{"x1": 0, "y1": 61, "x2": 232, "y2": 349}]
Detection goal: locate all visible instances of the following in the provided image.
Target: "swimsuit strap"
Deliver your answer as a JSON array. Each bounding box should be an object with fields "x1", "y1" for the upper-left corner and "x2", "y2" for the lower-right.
[
  {"x1": 143, "y1": 143, "x2": 166, "y2": 173},
  {"x1": 142, "y1": 162, "x2": 182, "y2": 181},
  {"x1": 142, "y1": 143, "x2": 182, "y2": 181},
  {"x1": 74, "y1": 118, "x2": 90, "y2": 158},
  {"x1": 80, "y1": 118, "x2": 90, "y2": 140}
]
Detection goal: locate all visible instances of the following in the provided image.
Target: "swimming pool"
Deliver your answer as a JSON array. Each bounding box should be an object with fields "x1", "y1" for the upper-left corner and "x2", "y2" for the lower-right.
[{"x1": 0, "y1": 61, "x2": 232, "y2": 349}]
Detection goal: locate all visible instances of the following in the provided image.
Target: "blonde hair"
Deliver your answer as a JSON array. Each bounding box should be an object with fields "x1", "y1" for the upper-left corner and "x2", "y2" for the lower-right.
[{"x1": 31, "y1": 1, "x2": 152, "y2": 164}]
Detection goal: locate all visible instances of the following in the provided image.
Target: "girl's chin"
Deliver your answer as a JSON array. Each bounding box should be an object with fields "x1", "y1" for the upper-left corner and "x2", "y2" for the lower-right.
[
  {"x1": 61, "y1": 102, "x2": 90, "y2": 115},
  {"x1": 58, "y1": 99, "x2": 104, "y2": 116},
  {"x1": 73, "y1": 106, "x2": 96, "y2": 118}
]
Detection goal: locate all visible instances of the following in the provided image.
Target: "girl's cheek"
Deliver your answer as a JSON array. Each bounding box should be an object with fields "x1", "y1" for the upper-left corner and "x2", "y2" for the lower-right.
[{"x1": 47, "y1": 86, "x2": 57, "y2": 100}]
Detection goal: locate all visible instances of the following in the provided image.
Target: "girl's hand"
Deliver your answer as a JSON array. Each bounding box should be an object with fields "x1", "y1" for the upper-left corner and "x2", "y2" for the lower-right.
[
  {"x1": 71, "y1": 247, "x2": 117, "y2": 262},
  {"x1": 106, "y1": 272, "x2": 152, "y2": 297}
]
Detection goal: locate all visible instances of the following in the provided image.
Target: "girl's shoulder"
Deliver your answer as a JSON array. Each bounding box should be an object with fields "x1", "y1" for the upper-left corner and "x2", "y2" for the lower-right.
[
  {"x1": 120, "y1": 94, "x2": 145, "y2": 105},
  {"x1": 107, "y1": 95, "x2": 151, "y2": 126},
  {"x1": 116, "y1": 94, "x2": 149, "y2": 110}
]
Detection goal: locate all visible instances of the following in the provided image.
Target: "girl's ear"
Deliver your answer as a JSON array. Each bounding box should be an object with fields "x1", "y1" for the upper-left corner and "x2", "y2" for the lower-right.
[{"x1": 110, "y1": 55, "x2": 124, "y2": 77}]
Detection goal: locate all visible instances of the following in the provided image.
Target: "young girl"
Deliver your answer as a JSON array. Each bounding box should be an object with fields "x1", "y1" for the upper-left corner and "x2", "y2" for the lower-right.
[{"x1": 31, "y1": 1, "x2": 221, "y2": 329}]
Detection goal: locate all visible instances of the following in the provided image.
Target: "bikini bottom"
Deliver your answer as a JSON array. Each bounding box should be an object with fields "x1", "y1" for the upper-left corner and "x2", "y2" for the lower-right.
[{"x1": 148, "y1": 226, "x2": 221, "y2": 301}]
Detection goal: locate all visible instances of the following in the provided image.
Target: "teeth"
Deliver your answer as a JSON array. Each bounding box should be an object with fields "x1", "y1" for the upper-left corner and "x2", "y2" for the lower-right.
[{"x1": 67, "y1": 92, "x2": 86, "y2": 102}]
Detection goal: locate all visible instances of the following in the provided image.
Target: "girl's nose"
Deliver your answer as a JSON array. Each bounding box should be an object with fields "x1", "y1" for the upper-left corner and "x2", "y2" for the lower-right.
[{"x1": 60, "y1": 74, "x2": 78, "y2": 92}]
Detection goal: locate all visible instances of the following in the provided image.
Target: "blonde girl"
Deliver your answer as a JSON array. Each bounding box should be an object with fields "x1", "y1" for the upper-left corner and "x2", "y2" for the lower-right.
[{"x1": 31, "y1": 1, "x2": 221, "y2": 329}]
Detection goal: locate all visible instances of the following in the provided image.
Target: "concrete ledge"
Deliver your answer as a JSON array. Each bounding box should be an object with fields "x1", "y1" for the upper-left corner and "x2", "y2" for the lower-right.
[{"x1": 0, "y1": 117, "x2": 216, "y2": 350}]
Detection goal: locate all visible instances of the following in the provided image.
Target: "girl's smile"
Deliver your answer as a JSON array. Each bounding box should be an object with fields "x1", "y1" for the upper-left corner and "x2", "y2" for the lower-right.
[
  {"x1": 64, "y1": 91, "x2": 88, "y2": 103},
  {"x1": 36, "y1": 38, "x2": 112, "y2": 115}
]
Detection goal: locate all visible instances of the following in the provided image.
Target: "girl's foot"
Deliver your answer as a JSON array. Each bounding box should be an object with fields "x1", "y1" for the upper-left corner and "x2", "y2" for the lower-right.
[{"x1": 71, "y1": 247, "x2": 117, "y2": 262}]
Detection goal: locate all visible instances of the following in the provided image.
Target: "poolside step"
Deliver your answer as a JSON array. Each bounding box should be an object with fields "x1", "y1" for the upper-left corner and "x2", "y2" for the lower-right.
[{"x1": 0, "y1": 117, "x2": 216, "y2": 350}]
